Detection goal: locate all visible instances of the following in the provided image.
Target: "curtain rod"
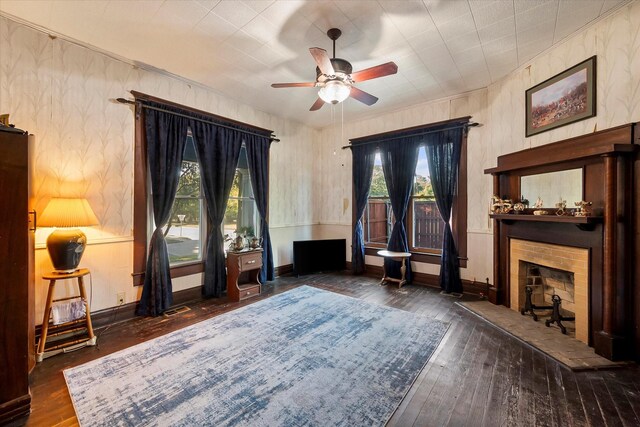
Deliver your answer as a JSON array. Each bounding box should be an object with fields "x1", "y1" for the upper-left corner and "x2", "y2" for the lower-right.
[
  {"x1": 116, "y1": 98, "x2": 280, "y2": 142},
  {"x1": 341, "y1": 122, "x2": 480, "y2": 149}
]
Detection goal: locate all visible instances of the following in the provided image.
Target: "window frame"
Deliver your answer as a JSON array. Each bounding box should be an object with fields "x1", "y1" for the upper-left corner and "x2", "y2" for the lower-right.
[
  {"x1": 357, "y1": 117, "x2": 468, "y2": 268},
  {"x1": 132, "y1": 92, "x2": 273, "y2": 286}
]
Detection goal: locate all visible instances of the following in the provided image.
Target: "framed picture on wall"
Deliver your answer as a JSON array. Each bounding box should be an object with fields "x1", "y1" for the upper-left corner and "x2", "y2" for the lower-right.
[{"x1": 525, "y1": 56, "x2": 596, "y2": 137}]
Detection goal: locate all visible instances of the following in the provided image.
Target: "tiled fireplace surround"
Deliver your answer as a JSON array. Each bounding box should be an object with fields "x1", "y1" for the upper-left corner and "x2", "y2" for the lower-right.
[{"x1": 509, "y1": 239, "x2": 589, "y2": 343}]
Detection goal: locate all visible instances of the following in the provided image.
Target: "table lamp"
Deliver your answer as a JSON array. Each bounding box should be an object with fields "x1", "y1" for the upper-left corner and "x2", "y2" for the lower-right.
[{"x1": 38, "y1": 197, "x2": 99, "y2": 273}]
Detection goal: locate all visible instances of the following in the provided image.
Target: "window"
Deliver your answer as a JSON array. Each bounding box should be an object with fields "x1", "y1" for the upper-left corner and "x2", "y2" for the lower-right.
[
  {"x1": 410, "y1": 146, "x2": 446, "y2": 252},
  {"x1": 223, "y1": 146, "x2": 260, "y2": 246},
  {"x1": 164, "y1": 137, "x2": 204, "y2": 265},
  {"x1": 363, "y1": 148, "x2": 445, "y2": 253},
  {"x1": 132, "y1": 92, "x2": 273, "y2": 285},
  {"x1": 161, "y1": 142, "x2": 261, "y2": 263},
  {"x1": 363, "y1": 153, "x2": 392, "y2": 245},
  {"x1": 359, "y1": 119, "x2": 468, "y2": 267}
]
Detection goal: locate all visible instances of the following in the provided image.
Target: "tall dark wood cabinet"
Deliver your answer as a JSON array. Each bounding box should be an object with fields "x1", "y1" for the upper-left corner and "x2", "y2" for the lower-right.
[{"x1": 0, "y1": 127, "x2": 35, "y2": 423}]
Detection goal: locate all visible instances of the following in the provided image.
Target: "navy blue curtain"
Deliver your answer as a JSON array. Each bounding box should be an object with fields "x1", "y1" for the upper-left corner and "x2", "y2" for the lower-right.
[
  {"x1": 245, "y1": 133, "x2": 274, "y2": 283},
  {"x1": 137, "y1": 107, "x2": 189, "y2": 316},
  {"x1": 351, "y1": 144, "x2": 376, "y2": 274},
  {"x1": 425, "y1": 128, "x2": 464, "y2": 293},
  {"x1": 191, "y1": 122, "x2": 243, "y2": 297},
  {"x1": 379, "y1": 139, "x2": 420, "y2": 282}
]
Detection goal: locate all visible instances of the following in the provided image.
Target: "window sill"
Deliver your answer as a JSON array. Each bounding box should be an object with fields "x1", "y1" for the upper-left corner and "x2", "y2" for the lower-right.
[
  {"x1": 170, "y1": 261, "x2": 205, "y2": 278},
  {"x1": 132, "y1": 261, "x2": 204, "y2": 286}
]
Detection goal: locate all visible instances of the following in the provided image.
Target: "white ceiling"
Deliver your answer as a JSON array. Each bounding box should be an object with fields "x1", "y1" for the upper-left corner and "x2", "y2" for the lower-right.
[{"x1": 0, "y1": 0, "x2": 631, "y2": 128}]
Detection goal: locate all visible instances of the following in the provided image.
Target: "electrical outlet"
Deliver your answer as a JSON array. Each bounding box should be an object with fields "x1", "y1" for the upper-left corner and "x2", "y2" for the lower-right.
[{"x1": 117, "y1": 292, "x2": 125, "y2": 305}]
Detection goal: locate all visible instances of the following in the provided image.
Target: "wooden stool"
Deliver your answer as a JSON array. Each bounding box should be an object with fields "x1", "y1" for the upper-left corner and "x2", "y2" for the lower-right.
[
  {"x1": 377, "y1": 250, "x2": 411, "y2": 288},
  {"x1": 37, "y1": 268, "x2": 96, "y2": 362}
]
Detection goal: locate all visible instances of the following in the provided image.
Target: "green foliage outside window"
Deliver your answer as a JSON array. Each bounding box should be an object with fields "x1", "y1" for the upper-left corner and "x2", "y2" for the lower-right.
[
  {"x1": 369, "y1": 166, "x2": 388, "y2": 197},
  {"x1": 368, "y1": 165, "x2": 434, "y2": 198},
  {"x1": 166, "y1": 161, "x2": 201, "y2": 237},
  {"x1": 413, "y1": 174, "x2": 434, "y2": 198}
]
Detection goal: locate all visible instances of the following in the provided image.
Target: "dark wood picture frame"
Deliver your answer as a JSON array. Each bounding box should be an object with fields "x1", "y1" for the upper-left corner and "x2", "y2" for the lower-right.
[{"x1": 525, "y1": 56, "x2": 596, "y2": 137}]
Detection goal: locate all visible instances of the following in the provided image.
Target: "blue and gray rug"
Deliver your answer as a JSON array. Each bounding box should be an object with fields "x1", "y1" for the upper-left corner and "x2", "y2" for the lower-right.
[{"x1": 64, "y1": 286, "x2": 448, "y2": 426}]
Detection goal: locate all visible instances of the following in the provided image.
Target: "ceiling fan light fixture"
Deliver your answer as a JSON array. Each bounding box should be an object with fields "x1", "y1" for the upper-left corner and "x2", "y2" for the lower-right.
[
  {"x1": 271, "y1": 28, "x2": 398, "y2": 111},
  {"x1": 319, "y1": 80, "x2": 351, "y2": 104}
]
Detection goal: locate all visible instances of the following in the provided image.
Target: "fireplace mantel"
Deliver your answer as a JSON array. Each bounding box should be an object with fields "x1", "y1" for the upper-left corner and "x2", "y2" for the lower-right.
[
  {"x1": 484, "y1": 123, "x2": 640, "y2": 361},
  {"x1": 489, "y1": 214, "x2": 602, "y2": 229}
]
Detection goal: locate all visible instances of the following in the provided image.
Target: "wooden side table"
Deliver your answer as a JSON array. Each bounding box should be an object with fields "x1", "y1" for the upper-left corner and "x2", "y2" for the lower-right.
[
  {"x1": 377, "y1": 250, "x2": 411, "y2": 288},
  {"x1": 36, "y1": 268, "x2": 96, "y2": 362},
  {"x1": 226, "y1": 249, "x2": 262, "y2": 302}
]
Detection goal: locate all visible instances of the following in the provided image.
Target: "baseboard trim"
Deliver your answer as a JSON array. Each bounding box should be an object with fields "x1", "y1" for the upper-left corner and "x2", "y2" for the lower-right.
[
  {"x1": 361, "y1": 264, "x2": 490, "y2": 297},
  {"x1": 274, "y1": 264, "x2": 293, "y2": 276},
  {"x1": 90, "y1": 286, "x2": 206, "y2": 331}
]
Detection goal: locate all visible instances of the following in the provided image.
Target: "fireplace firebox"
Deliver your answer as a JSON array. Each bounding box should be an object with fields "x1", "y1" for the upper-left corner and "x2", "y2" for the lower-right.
[{"x1": 510, "y1": 240, "x2": 588, "y2": 343}]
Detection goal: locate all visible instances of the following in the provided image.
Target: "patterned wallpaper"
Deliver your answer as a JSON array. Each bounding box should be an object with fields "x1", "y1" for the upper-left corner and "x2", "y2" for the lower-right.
[{"x1": 0, "y1": 15, "x2": 321, "y2": 240}]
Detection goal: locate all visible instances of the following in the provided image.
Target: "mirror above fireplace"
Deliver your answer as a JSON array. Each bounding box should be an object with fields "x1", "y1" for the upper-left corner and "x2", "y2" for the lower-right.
[{"x1": 520, "y1": 168, "x2": 583, "y2": 208}]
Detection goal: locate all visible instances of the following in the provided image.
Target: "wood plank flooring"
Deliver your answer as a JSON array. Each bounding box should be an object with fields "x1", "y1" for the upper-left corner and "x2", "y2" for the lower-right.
[{"x1": 14, "y1": 272, "x2": 640, "y2": 426}]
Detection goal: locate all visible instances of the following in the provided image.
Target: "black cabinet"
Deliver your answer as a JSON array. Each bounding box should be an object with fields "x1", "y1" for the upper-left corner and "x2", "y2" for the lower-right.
[{"x1": 293, "y1": 239, "x2": 346, "y2": 276}]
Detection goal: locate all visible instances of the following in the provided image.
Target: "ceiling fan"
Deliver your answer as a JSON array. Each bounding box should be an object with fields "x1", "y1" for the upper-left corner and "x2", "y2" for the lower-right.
[{"x1": 271, "y1": 28, "x2": 398, "y2": 111}]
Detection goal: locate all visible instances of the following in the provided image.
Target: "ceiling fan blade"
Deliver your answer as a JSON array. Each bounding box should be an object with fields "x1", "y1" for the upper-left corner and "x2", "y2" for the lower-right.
[
  {"x1": 351, "y1": 62, "x2": 398, "y2": 83},
  {"x1": 350, "y1": 86, "x2": 378, "y2": 106},
  {"x1": 271, "y1": 82, "x2": 316, "y2": 88},
  {"x1": 309, "y1": 47, "x2": 335, "y2": 75},
  {"x1": 309, "y1": 98, "x2": 325, "y2": 111}
]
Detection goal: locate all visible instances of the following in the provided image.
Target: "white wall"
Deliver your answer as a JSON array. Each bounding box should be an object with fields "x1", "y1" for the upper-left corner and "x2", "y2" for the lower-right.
[
  {"x1": 0, "y1": 15, "x2": 322, "y2": 319},
  {"x1": 315, "y1": 2, "x2": 640, "y2": 284}
]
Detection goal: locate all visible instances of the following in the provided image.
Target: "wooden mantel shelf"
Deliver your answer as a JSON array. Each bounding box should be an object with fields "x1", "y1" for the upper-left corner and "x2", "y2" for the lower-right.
[{"x1": 489, "y1": 214, "x2": 602, "y2": 224}]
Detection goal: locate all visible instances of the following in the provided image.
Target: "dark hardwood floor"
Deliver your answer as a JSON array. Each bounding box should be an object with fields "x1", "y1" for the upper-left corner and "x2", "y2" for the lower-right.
[{"x1": 16, "y1": 272, "x2": 640, "y2": 426}]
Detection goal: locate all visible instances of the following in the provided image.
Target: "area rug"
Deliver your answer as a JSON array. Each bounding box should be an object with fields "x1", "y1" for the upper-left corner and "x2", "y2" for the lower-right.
[
  {"x1": 458, "y1": 301, "x2": 628, "y2": 370},
  {"x1": 64, "y1": 286, "x2": 449, "y2": 426}
]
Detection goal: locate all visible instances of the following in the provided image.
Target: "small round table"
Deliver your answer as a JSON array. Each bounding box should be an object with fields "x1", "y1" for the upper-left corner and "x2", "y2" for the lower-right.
[
  {"x1": 37, "y1": 268, "x2": 96, "y2": 362},
  {"x1": 377, "y1": 250, "x2": 411, "y2": 288}
]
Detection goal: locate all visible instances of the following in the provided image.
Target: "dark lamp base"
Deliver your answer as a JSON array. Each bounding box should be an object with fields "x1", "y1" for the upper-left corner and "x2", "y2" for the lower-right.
[{"x1": 46, "y1": 228, "x2": 87, "y2": 273}]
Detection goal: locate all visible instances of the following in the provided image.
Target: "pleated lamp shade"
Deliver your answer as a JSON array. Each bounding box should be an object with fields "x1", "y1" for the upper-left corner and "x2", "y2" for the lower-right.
[
  {"x1": 39, "y1": 198, "x2": 99, "y2": 273},
  {"x1": 39, "y1": 198, "x2": 99, "y2": 228}
]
